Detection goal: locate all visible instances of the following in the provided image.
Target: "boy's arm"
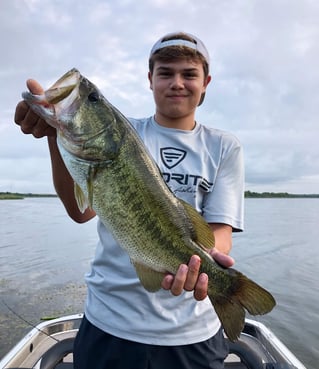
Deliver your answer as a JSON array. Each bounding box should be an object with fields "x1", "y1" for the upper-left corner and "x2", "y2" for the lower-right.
[
  {"x1": 47, "y1": 136, "x2": 96, "y2": 223},
  {"x1": 14, "y1": 80, "x2": 96, "y2": 223}
]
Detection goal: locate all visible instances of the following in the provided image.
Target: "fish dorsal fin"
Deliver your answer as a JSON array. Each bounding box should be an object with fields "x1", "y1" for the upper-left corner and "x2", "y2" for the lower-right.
[
  {"x1": 180, "y1": 199, "x2": 215, "y2": 250},
  {"x1": 74, "y1": 182, "x2": 89, "y2": 213},
  {"x1": 132, "y1": 261, "x2": 166, "y2": 292}
]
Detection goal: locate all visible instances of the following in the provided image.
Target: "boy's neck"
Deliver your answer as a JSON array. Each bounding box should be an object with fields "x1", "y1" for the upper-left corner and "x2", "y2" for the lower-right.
[{"x1": 154, "y1": 113, "x2": 196, "y2": 131}]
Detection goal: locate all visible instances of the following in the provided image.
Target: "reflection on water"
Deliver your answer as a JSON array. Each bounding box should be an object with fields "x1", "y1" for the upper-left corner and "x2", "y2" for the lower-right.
[{"x1": 1, "y1": 197, "x2": 318, "y2": 368}]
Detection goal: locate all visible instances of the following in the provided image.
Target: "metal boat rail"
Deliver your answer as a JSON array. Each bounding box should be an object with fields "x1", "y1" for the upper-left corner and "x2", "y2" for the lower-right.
[{"x1": 0, "y1": 314, "x2": 307, "y2": 369}]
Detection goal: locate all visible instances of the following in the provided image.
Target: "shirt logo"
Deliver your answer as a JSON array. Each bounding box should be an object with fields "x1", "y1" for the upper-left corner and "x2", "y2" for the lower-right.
[{"x1": 160, "y1": 147, "x2": 187, "y2": 169}]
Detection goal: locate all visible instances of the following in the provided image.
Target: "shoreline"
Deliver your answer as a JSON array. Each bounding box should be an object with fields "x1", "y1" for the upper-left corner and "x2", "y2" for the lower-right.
[
  {"x1": 0, "y1": 193, "x2": 58, "y2": 200},
  {"x1": 1, "y1": 191, "x2": 319, "y2": 200}
]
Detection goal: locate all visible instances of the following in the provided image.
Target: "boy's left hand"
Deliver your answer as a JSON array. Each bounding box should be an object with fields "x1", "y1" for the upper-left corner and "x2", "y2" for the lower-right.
[{"x1": 161, "y1": 251, "x2": 234, "y2": 301}]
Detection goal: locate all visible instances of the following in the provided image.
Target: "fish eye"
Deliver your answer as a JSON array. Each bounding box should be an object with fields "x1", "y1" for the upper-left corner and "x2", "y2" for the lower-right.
[{"x1": 88, "y1": 92, "x2": 99, "y2": 102}]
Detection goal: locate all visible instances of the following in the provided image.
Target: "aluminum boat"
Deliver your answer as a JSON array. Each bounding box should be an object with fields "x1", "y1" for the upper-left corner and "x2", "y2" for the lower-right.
[{"x1": 0, "y1": 314, "x2": 307, "y2": 369}]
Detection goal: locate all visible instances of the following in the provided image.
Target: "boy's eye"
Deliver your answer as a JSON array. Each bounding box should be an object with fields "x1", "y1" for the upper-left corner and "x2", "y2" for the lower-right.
[
  {"x1": 158, "y1": 71, "x2": 172, "y2": 77},
  {"x1": 184, "y1": 73, "x2": 197, "y2": 79},
  {"x1": 157, "y1": 72, "x2": 198, "y2": 79},
  {"x1": 155, "y1": 68, "x2": 200, "y2": 79}
]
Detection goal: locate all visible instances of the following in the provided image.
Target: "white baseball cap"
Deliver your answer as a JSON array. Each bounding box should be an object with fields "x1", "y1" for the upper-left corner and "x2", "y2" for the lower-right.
[{"x1": 150, "y1": 32, "x2": 210, "y2": 67}]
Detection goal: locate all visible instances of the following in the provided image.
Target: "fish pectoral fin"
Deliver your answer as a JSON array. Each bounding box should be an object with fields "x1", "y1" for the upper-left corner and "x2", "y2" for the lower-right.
[
  {"x1": 74, "y1": 164, "x2": 96, "y2": 212},
  {"x1": 180, "y1": 199, "x2": 215, "y2": 250},
  {"x1": 132, "y1": 262, "x2": 166, "y2": 292},
  {"x1": 74, "y1": 182, "x2": 89, "y2": 213}
]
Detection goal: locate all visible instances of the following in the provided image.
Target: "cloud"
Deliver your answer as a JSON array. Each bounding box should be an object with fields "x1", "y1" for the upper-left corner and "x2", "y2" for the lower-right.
[{"x1": 0, "y1": 0, "x2": 318, "y2": 193}]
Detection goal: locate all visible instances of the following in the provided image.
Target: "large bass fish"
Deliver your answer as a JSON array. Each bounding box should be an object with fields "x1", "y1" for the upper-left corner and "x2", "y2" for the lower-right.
[{"x1": 22, "y1": 68, "x2": 275, "y2": 341}]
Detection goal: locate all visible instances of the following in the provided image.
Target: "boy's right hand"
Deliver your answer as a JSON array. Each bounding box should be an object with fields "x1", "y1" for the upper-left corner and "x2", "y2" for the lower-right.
[{"x1": 14, "y1": 79, "x2": 56, "y2": 138}]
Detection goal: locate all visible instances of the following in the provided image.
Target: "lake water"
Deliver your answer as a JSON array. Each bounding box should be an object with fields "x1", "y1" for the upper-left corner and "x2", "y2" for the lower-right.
[{"x1": 0, "y1": 197, "x2": 318, "y2": 368}]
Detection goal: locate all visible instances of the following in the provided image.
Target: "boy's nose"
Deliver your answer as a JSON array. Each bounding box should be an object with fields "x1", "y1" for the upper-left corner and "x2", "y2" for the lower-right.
[{"x1": 170, "y1": 74, "x2": 184, "y2": 89}]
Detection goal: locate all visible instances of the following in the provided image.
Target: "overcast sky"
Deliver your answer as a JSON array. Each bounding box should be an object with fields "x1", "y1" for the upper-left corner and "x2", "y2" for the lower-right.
[{"x1": 0, "y1": 0, "x2": 318, "y2": 194}]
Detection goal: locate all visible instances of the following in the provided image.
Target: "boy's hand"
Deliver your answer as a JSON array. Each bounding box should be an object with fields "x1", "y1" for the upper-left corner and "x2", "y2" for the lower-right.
[
  {"x1": 14, "y1": 79, "x2": 56, "y2": 138},
  {"x1": 161, "y1": 251, "x2": 234, "y2": 301}
]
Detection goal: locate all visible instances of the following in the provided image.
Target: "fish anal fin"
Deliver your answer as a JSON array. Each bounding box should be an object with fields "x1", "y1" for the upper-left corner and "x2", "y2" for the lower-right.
[
  {"x1": 132, "y1": 262, "x2": 166, "y2": 292},
  {"x1": 180, "y1": 199, "x2": 215, "y2": 250}
]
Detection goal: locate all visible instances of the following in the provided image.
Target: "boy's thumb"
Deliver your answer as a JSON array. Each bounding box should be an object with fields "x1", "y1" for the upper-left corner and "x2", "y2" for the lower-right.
[{"x1": 26, "y1": 79, "x2": 44, "y2": 95}]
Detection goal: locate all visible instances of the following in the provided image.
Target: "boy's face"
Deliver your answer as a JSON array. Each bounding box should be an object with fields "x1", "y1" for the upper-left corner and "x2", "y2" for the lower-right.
[{"x1": 148, "y1": 59, "x2": 211, "y2": 123}]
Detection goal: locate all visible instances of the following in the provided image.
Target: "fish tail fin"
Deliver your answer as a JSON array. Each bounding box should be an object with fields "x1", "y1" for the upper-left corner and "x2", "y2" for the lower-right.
[{"x1": 209, "y1": 269, "x2": 276, "y2": 341}]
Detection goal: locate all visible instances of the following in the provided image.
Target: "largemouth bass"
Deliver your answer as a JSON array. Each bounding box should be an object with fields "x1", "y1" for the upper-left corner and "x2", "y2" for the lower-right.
[{"x1": 22, "y1": 68, "x2": 275, "y2": 341}]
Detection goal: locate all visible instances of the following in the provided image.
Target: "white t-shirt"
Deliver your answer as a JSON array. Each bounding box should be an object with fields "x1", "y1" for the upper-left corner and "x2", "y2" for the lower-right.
[{"x1": 84, "y1": 116, "x2": 244, "y2": 345}]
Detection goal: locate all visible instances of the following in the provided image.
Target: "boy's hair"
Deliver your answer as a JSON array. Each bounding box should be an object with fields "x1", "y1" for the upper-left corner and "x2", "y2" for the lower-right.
[
  {"x1": 149, "y1": 32, "x2": 210, "y2": 78},
  {"x1": 149, "y1": 32, "x2": 210, "y2": 105}
]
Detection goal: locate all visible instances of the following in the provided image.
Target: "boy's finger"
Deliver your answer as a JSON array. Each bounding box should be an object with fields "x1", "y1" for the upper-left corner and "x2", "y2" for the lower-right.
[
  {"x1": 14, "y1": 101, "x2": 29, "y2": 124},
  {"x1": 26, "y1": 79, "x2": 44, "y2": 95}
]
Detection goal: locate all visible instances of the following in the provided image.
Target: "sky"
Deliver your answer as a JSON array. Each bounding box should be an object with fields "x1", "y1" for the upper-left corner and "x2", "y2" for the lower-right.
[{"x1": 0, "y1": 0, "x2": 318, "y2": 194}]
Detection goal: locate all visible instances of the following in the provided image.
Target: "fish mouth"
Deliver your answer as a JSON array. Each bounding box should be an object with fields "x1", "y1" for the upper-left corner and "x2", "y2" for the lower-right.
[
  {"x1": 43, "y1": 69, "x2": 107, "y2": 153},
  {"x1": 23, "y1": 69, "x2": 104, "y2": 150},
  {"x1": 45, "y1": 68, "x2": 83, "y2": 137},
  {"x1": 22, "y1": 68, "x2": 81, "y2": 131},
  {"x1": 45, "y1": 68, "x2": 80, "y2": 104}
]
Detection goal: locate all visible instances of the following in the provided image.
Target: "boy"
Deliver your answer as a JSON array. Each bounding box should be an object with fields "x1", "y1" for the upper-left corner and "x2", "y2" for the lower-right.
[{"x1": 14, "y1": 32, "x2": 244, "y2": 368}]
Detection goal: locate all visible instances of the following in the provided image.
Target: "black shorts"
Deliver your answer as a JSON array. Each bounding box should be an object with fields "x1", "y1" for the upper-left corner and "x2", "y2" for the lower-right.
[{"x1": 73, "y1": 315, "x2": 229, "y2": 369}]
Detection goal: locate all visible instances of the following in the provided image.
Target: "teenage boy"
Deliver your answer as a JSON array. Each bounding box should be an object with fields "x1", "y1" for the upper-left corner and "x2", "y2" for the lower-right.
[{"x1": 14, "y1": 32, "x2": 244, "y2": 369}]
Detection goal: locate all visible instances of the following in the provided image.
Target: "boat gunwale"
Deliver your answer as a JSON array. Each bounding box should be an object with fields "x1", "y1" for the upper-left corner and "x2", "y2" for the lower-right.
[{"x1": 0, "y1": 314, "x2": 307, "y2": 369}]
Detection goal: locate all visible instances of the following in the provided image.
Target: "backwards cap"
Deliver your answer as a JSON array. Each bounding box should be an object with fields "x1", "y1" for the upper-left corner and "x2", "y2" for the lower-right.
[{"x1": 150, "y1": 32, "x2": 210, "y2": 67}]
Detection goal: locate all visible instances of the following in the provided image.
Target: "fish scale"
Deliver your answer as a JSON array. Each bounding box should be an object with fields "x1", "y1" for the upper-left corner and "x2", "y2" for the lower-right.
[{"x1": 91, "y1": 150, "x2": 196, "y2": 272}]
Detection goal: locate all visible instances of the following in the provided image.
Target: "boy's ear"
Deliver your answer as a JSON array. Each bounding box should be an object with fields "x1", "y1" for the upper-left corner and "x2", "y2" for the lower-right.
[
  {"x1": 148, "y1": 71, "x2": 153, "y2": 90},
  {"x1": 205, "y1": 75, "x2": 212, "y2": 88},
  {"x1": 198, "y1": 75, "x2": 212, "y2": 106}
]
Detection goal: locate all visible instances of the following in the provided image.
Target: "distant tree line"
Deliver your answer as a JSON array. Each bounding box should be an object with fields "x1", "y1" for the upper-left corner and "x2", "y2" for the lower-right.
[
  {"x1": 0, "y1": 192, "x2": 57, "y2": 200},
  {"x1": 244, "y1": 191, "x2": 319, "y2": 198},
  {"x1": 1, "y1": 191, "x2": 319, "y2": 200}
]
